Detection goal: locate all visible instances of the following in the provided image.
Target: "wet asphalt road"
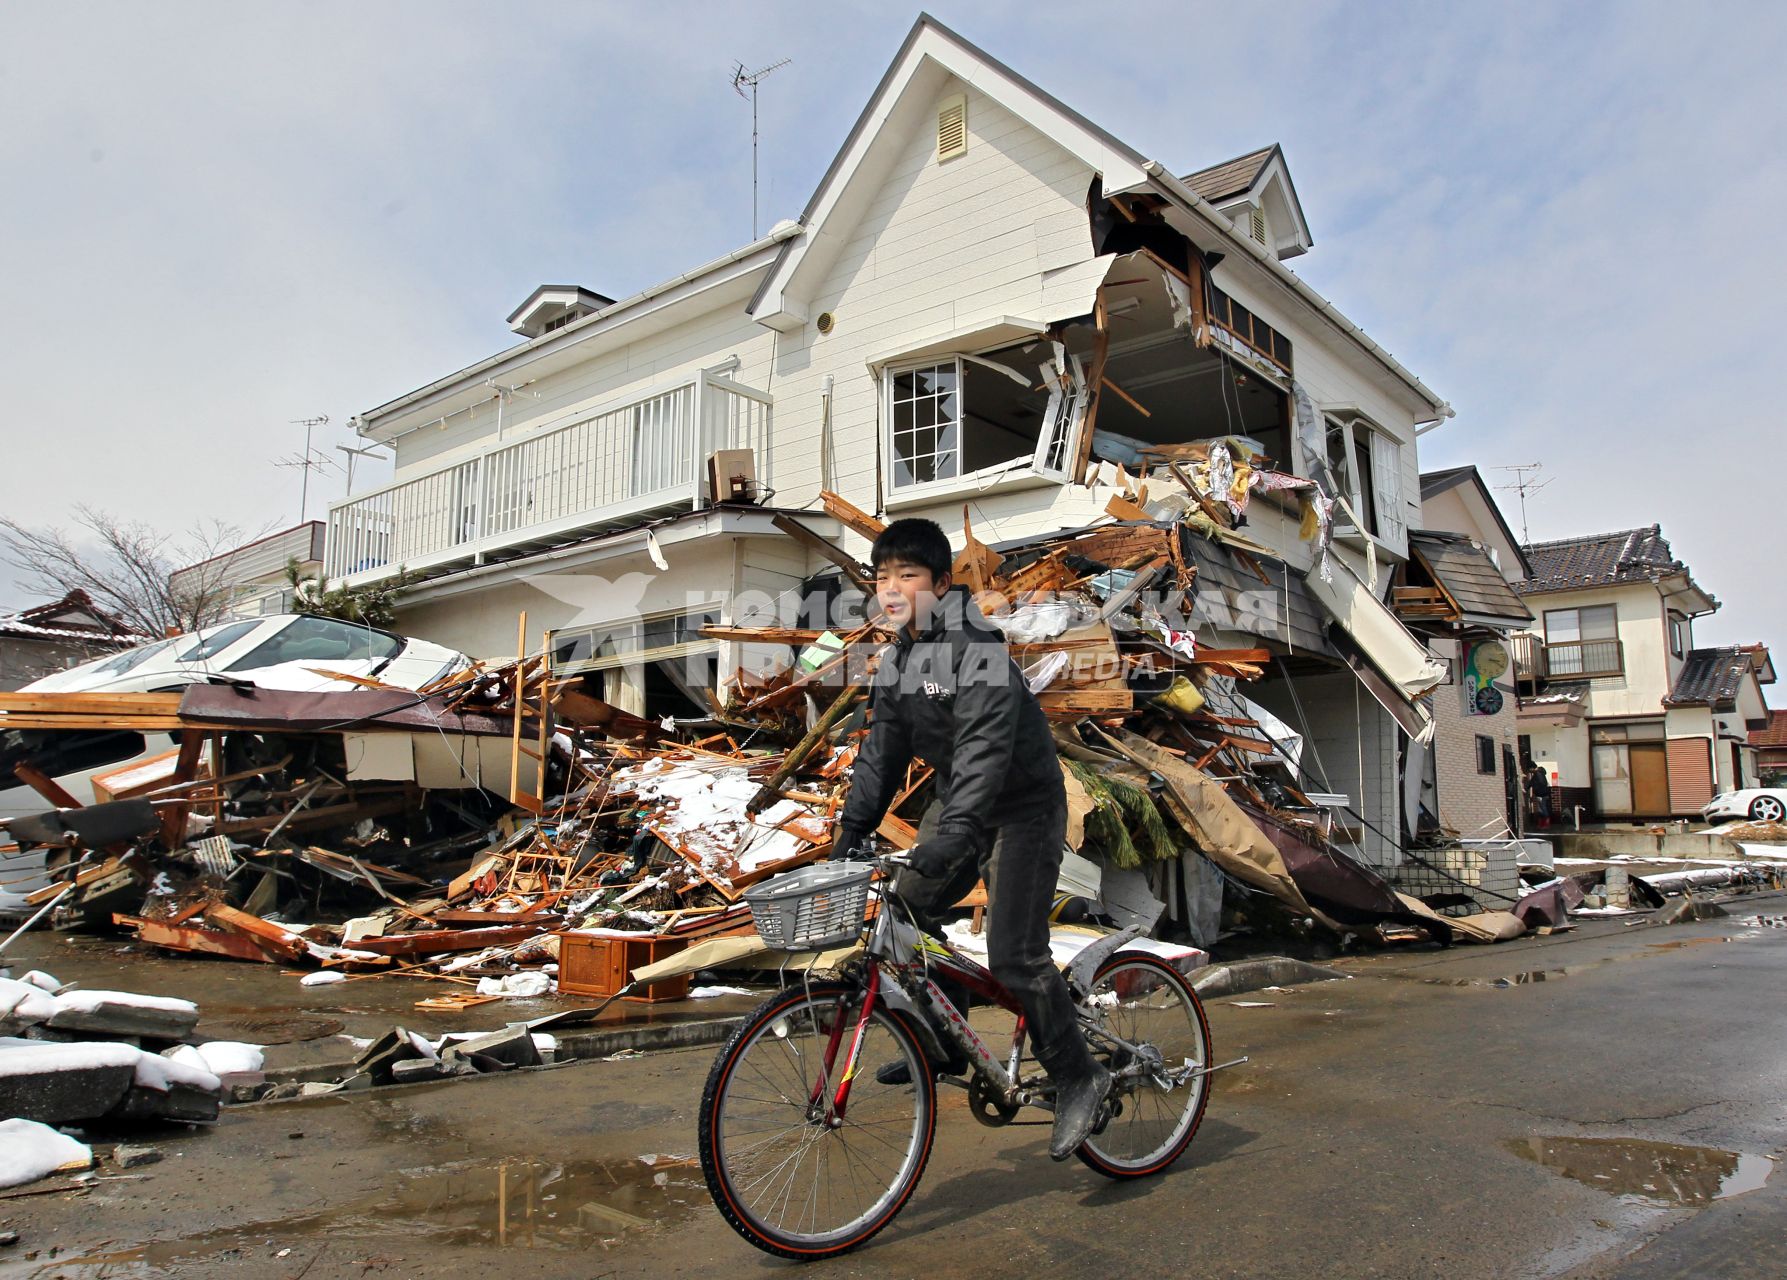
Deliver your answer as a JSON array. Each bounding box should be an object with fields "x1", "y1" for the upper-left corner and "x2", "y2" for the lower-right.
[{"x1": 5, "y1": 898, "x2": 1787, "y2": 1279}]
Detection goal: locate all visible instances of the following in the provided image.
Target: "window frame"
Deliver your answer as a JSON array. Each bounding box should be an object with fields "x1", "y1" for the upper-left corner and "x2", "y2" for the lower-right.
[
  {"x1": 1475, "y1": 734, "x2": 1497, "y2": 775},
  {"x1": 1322, "y1": 412, "x2": 1404, "y2": 546},
  {"x1": 881, "y1": 345, "x2": 1091, "y2": 500}
]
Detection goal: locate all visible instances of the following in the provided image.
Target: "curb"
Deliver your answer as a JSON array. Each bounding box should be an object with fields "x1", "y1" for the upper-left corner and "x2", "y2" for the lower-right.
[
  {"x1": 246, "y1": 957, "x2": 1330, "y2": 1099},
  {"x1": 1191, "y1": 956, "x2": 1349, "y2": 999},
  {"x1": 255, "y1": 1015, "x2": 744, "y2": 1092}
]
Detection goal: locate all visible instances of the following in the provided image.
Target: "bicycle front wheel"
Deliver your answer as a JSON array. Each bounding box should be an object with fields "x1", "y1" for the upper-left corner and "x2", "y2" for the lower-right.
[
  {"x1": 1077, "y1": 954, "x2": 1212, "y2": 1179},
  {"x1": 699, "y1": 981, "x2": 936, "y2": 1260}
]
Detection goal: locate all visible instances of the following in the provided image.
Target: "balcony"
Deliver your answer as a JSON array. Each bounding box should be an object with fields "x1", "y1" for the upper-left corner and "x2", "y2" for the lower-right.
[
  {"x1": 325, "y1": 374, "x2": 771, "y2": 586},
  {"x1": 1513, "y1": 635, "x2": 1625, "y2": 683}
]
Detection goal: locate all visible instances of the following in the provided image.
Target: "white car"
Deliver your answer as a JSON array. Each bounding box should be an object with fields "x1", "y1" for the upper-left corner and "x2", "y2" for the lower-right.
[
  {"x1": 23, "y1": 614, "x2": 468, "y2": 697},
  {"x1": 1701, "y1": 789, "x2": 1787, "y2": 824},
  {"x1": 1, "y1": 616, "x2": 469, "y2": 810}
]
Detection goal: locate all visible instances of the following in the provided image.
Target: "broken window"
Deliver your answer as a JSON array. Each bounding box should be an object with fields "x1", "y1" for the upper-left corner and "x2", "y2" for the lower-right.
[
  {"x1": 550, "y1": 607, "x2": 721, "y2": 718},
  {"x1": 1323, "y1": 416, "x2": 1403, "y2": 543},
  {"x1": 1544, "y1": 606, "x2": 1622, "y2": 678},
  {"x1": 884, "y1": 341, "x2": 1088, "y2": 491}
]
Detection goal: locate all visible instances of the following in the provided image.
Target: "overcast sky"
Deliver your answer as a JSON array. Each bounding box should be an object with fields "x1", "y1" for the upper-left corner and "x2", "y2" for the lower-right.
[{"x1": 2, "y1": 1, "x2": 1781, "y2": 679}]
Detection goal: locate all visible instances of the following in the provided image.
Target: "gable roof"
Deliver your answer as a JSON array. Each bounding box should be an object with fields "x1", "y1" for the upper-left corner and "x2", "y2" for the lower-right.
[
  {"x1": 0, "y1": 589, "x2": 139, "y2": 646},
  {"x1": 1407, "y1": 531, "x2": 1532, "y2": 625},
  {"x1": 1667, "y1": 645, "x2": 1769, "y2": 710},
  {"x1": 1514, "y1": 525, "x2": 1717, "y2": 609},
  {"x1": 1418, "y1": 465, "x2": 1530, "y2": 579},
  {"x1": 747, "y1": 14, "x2": 1152, "y2": 332},
  {"x1": 746, "y1": 17, "x2": 1441, "y2": 413},
  {"x1": 1181, "y1": 146, "x2": 1277, "y2": 202}
]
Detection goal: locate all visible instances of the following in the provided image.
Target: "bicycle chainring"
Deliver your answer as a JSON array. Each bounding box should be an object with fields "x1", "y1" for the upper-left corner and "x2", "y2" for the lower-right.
[{"x1": 966, "y1": 1075, "x2": 1021, "y2": 1128}]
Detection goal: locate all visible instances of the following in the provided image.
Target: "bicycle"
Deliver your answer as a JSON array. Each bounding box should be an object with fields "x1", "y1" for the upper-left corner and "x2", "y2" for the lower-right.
[{"x1": 697, "y1": 855, "x2": 1243, "y2": 1260}]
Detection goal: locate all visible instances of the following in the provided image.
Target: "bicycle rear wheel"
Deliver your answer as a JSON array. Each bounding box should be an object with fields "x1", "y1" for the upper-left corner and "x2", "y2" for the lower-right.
[
  {"x1": 699, "y1": 981, "x2": 936, "y2": 1259},
  {"x1": 1077, "y1": 954, "x2": 1212, "y2": 1179}
]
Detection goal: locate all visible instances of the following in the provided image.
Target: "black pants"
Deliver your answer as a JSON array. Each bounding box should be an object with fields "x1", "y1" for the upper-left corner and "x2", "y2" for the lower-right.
[{"x1": 897, "y1": 802, "x2": 1096, "y2": 1084}]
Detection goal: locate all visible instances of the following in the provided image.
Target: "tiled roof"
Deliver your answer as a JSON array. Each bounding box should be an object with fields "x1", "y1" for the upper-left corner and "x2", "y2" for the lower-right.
[
  {"x1": 1514, "y1": 525, "x2": 1695, "y2": 596},
  {"x1": 0, "y1": 589, "x2": 138, "y2": 645},
  {"x1": 1180, "y1": 146, "x2": 1277, "y2": 203},
  {"x1": 1667, "y1": 645, "x2": 1765, "y2": 709},
  {"x1": 1408, "y1": 531, "x2": 1532, "y2": 623},
  {"x1": 1751, "y1": 709, "x2": 1787, "y2": 749}
]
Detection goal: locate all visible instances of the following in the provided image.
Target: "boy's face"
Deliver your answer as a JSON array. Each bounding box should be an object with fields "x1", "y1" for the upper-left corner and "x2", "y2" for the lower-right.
[{"x1": 875, "y1": 559, "x2": 949, "y2": 633}]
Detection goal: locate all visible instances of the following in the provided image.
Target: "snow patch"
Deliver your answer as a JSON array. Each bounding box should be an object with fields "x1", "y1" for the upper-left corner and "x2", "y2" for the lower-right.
[{"x1": 0, "y1": 1118, "x2": 92, "y2": 1189}]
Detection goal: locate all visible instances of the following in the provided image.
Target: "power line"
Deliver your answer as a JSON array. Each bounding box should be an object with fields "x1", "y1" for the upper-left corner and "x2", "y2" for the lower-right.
[{"x1": 731, "y1": 57, "x2": 790, "y2": 240}]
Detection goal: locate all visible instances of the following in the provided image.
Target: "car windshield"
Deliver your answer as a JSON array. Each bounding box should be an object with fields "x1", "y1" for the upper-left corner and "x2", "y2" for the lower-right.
[
  {"x1": 175, "y1": 620, "x2": 263, "y2": 664},
  {"x1": 91, "y1": 635, "x2": 180, "y2": 675},
  {"x1": 223, "y1": 616, "x2": 404, "y2": 672}
]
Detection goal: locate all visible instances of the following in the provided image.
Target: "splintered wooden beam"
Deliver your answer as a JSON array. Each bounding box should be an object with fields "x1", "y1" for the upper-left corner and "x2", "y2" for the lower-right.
[
  {"x1": 772, "y1": 514, "x2": 873, "y2": 591},
  {"x1": 819, "y1": 491, "x2": 887, "y2": 542}
]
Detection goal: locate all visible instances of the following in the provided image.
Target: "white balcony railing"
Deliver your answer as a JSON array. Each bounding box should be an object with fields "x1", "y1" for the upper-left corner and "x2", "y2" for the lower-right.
[{"x1": 325, "y1": 373, "x2": 771, "y2": 585}]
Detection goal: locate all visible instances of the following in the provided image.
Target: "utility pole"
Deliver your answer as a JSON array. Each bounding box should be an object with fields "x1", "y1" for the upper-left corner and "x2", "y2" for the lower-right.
[
  {"x1": 275, "y1": 415, "x2": 334, "y2": 522},
  {"x1": 732, "y1": 57, "x2": 790, "y2": 240},
  {"x1": 1494, "y1": 463, "x2": 1554, "y2": 545}
]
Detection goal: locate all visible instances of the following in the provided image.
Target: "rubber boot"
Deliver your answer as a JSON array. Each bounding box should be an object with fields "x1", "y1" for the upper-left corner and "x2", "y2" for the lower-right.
[{"x1": 1048, "y1": 1062, "x2": 1113, "y2": 1160}]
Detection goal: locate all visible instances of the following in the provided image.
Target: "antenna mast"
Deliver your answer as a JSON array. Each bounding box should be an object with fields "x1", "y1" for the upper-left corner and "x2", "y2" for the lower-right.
[
  {"x1": 275, "y1": 415, "x2": 334, "y2": 522},
  {"x1": 1493, "y1": 462, "x2": 1554, "y2": 544},
  {"x1": 732, "y1": 57, "x2": 790, "y2": 240}
]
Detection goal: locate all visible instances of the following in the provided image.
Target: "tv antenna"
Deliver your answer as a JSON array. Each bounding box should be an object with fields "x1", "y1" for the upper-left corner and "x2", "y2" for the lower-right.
[
  {"x1": 1493, "y1": 462, "x2": 1554, "y2": 544},
  {"x1": 274, "y1": 415, "x2": 335, "y2": 522},
  {"x1": 335, "y1": 443, "x2": 389, "y2": 495},
  {"x1": 732, "y1": 57, "x2": 790, "y2": 239}
]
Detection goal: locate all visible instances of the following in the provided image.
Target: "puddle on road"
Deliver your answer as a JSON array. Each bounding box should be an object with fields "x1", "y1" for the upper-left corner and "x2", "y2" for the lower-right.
[
  {"x1": 1508, "y1": 1135, "x2": 1774, "y2": 1207},
  {"x1": 41, "y1": 1154, "x2": 704, "y2": 1273}
]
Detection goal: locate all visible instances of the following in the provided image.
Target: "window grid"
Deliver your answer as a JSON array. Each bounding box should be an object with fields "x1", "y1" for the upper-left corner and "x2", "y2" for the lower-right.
[{"x1": 889, "y1": 361, "x2": 961, "y2": 488}]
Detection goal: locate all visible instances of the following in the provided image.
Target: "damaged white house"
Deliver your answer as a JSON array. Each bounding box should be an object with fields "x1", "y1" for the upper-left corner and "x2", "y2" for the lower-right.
[{"x1": 324, "y1": 17, "x2": 1462, "y2": 872}]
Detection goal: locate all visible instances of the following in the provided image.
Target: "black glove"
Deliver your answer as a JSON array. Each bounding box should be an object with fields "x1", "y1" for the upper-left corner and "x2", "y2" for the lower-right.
[
  {"x1": 907, "y1": 831, "x2": 974, "y2": 880},
  {"x1": 833, "y1": 826, "x2": 871, "y2": 862}
]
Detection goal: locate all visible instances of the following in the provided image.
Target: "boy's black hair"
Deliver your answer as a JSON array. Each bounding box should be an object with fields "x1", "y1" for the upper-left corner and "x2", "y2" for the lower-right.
[{"x1": 870, "y1": 517, "x2": 953, "y2": 580}]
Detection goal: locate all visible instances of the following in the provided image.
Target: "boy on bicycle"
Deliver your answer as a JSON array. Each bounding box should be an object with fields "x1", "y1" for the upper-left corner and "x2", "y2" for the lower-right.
[{"x1": 832, "y1": 517, "x2": 1111, "y2": 1161}]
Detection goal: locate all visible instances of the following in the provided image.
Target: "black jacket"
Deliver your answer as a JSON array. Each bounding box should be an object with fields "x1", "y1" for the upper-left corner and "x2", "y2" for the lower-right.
[{"x1": 835, "y1": 586, "x2": 1064, "y2": 863}]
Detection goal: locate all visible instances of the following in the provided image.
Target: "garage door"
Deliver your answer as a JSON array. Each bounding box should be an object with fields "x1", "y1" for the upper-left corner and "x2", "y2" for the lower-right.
[{"x1": 1666, "y1": 736, "x2": 1714, "y2": 814}]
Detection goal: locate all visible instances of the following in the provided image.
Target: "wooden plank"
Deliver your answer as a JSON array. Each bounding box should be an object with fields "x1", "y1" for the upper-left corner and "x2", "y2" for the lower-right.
[
  {"x1": 202, "y1": 904, "x2": 307, "y2": 960},
  {"x1": 0, "y1": 692, "x2": 185, "y2": 715},
  {"x1": 771, "y1": 514, "x2": 872, "y2": 591},
  {"x1": 346, "y1": 924, "x2": 540, "y2": 958},
  {"x1": 13, "y1": 763, "x2": 82, "y2": 810},
  {"x1": 1100, "y1": 376, "x2": 1151, "y2": 418},
  {"x1": 1103, "y1": 494, "x2": 1153, "y2": 522},
  {"x1": 819, "y1": 491, "x2": 886, "y2": 542},
  {"x1": 159, "y1": 731, "x2": 208, "y2": 849},
  {"x1": 1037, "y1": 689, "x2": 1134, "y2": 715},
  {"x1": 121, "y1": 915, "x2": 282, "y2": 963}
]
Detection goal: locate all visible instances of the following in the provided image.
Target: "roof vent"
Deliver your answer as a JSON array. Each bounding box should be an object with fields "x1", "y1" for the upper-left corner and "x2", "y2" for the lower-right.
[
  {"x1": 1249, "y1": 207, "x2": 1269, "y2": 247},
  {"x1": 937, "y1": 94, "x2": 967, "y2": 162}
]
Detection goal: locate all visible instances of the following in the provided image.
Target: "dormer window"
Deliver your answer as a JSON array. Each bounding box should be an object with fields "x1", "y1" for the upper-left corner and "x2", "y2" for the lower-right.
[{"x1": 506, "y1": 285, "x2": 617, "y2": 339}]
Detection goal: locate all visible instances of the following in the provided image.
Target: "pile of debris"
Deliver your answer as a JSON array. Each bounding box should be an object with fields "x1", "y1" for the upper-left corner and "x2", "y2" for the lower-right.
[{"x1": 9, "y1": 480, "x2": 1766, "y2": 1015}]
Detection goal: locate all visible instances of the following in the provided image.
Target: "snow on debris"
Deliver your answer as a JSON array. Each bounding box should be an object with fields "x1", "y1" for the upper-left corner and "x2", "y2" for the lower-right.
[
  {"x1": 0, "y1": 1037, "x2": 220, "y2": 1093},
  {"x1": 0, "y1": 1118, "x2": 92, "y2": 1189}
]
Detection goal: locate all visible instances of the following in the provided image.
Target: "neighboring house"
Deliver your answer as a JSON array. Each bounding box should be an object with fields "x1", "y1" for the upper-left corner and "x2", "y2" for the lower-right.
[
  {"x1": 324, "y1": 17, "x2": 1453, "y2": 869},
  {"x1": 168, "y1": 522, "x2": 325, "y2": 622},
  {"x1": 1751, "y1": 710, "x2": 1787, "y2": 785},
  {"x1": 1511, "y1": 525, "x2": 1774, "y2": 821},
  {"x1": 1393, "y1": 466, "x2": 1533, "y2": 839},
  {"x1": 0, "y1": 589, "x2": 140, "y2": 690}
]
